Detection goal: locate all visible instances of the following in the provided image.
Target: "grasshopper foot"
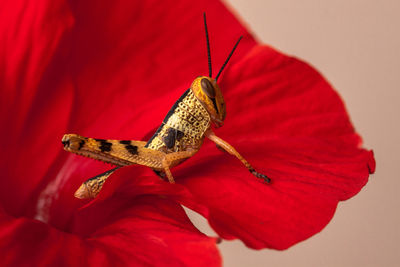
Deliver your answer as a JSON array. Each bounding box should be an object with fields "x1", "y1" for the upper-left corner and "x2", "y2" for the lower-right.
[{"x1": 250, "y1": 169, "x2": 271, "y2": 183}]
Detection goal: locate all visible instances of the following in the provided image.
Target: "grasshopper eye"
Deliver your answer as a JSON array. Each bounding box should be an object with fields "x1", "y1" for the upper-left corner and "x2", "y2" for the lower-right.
[{"x1": 201, "y1": 78, "x2": 216, "y2": 98}]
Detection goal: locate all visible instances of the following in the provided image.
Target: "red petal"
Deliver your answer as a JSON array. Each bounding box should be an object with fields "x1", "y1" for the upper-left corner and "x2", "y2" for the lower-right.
[
  {"x1": 0, "y1": 180, "x2": 221, "y2": 267},
  {"x1": 173, "y1": 45, "x2": 375, "y2": 249},
  {"x1": 0, "y1": 0, "x2": 74, "y2": 217}
]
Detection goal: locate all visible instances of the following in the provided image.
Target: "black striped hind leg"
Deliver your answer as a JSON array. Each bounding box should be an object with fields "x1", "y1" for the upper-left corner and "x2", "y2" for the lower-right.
[{"x1": 74, "y1": 167, "x2": 120, "y2": 199}]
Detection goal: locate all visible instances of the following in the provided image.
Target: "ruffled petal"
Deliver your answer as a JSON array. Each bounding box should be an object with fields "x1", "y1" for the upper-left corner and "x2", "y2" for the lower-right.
[
  {"x1": 172, "y1": 45, "x2": 375, "y2": 249},
  {"x1": 0, "y1": 0, "x2": 74, "y2": 217},
  {"x1": 0, "y1": 172, "x2": 221, "y2": 266},
  {"x1": 0, "y1": 0, "x2": 375, "y2": 257}
]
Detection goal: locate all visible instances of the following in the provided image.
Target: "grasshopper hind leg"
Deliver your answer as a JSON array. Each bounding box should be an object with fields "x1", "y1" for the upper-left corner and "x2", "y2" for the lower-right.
[{"x1": 74, "y1": 167, "x2": 120, "y2": 199}]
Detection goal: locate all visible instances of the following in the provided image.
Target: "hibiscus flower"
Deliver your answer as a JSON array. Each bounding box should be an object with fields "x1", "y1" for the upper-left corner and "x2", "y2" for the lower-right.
[{"x1": 0, "y1": 0, "x2": 375, "y2": 266}]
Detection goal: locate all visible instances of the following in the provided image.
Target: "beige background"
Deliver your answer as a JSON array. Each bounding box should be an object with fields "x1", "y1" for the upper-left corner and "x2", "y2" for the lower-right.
[{"x1": 188, "y1": 0, "x2": 400, "y2": 266}]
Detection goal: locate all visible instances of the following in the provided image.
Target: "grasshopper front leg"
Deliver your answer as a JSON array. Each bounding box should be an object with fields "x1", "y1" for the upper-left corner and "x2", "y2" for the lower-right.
[{"x1": 206, "y1": 130, "x2": 271, "y2": 183}]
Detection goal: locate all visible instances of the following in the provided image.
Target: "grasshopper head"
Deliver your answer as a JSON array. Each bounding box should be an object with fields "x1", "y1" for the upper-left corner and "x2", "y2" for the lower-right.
[{"x1": 191, "y1": 76, "x2": 226, "y2": 128}]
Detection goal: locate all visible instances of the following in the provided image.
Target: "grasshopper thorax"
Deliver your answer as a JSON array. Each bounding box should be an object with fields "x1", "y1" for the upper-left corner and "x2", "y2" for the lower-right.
[{"x1": 191, "y1": 76, "x2": 226, "y2": 128}]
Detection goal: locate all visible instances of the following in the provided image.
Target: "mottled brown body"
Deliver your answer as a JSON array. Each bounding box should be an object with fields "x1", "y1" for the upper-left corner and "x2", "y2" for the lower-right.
[{"x1": 62, "y1": 15, "x2": 270, "y2": 199}]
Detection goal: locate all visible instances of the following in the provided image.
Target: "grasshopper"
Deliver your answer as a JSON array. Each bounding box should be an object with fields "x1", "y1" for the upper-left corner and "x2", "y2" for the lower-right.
[{"x1": 62, "y1": 14, "x2": 270, "y2": 199}]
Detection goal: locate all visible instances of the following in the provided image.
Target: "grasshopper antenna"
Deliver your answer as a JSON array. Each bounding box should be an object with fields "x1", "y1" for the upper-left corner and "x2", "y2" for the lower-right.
[
  {"x1": 204, "y1": 13, "x2": 212, "y2": 78},
  {"x1": 215, "y1": 36, "x2": 243, "y2": 82}
]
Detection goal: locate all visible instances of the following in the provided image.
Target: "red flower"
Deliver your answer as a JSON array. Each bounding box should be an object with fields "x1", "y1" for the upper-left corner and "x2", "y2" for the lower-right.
[{"x1": 0, "y1": 0, "x2": 375, "y2": 266}]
